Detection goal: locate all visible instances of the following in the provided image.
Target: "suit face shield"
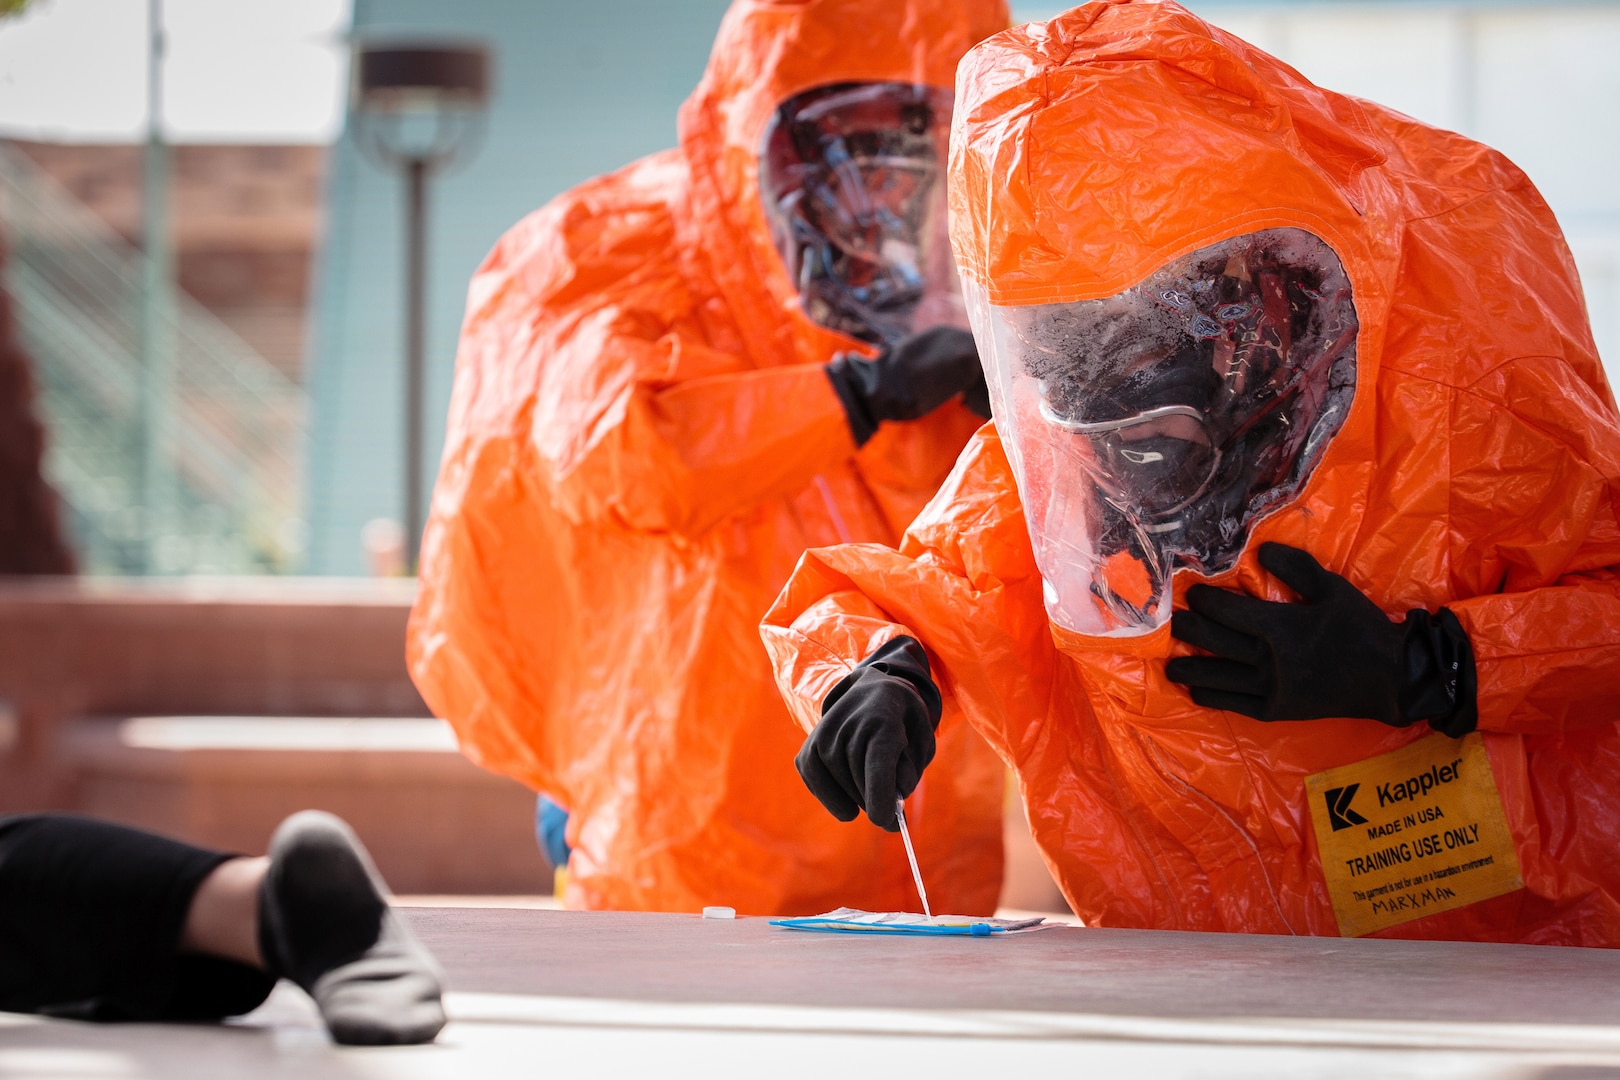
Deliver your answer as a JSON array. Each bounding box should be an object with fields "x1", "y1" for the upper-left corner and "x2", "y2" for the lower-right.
[
  {"x1": 761, "y1": 82, "x2": 963, "y2": 347},
  {"x1": 970, "y1": 228, "x2": 1359, "y2": 636}
]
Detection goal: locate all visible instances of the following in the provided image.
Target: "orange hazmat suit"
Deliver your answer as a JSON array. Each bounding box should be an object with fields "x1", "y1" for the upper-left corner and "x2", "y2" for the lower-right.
[
  {"x1": 408, "y1": 0, "x2": 1009, "y2": 914},
  {"x1": 763, "y1": 0, "x2": 1620, "y2": 943}
]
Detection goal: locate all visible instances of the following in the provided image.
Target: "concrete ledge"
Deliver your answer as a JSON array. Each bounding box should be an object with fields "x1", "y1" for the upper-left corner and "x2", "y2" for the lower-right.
[
  {"x1": 68, "y1": 716, "x2": 468, "y2": 777},
  {"x1": 0, "y1": 576, "x2": 428, "y2": 718},
  {"x1": 0, "y1": 576, "x2": 421, "y2": 605},
  {"x1": 60, "y1": 715, "x2": 549, "y2": 895},
  {"x1": 0, "y1": 577, "x2": 430, "y2": 809}
]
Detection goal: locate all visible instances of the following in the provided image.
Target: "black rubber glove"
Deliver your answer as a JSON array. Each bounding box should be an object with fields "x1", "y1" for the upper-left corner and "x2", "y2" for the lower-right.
[
  {"x1": 795, "y1": 636, "x2": 941, "y2": 831},
  {"x1": 1166, "y1": 542, "x2": 1478, "y2": 736},
  {"x1": 826, "y1": 326, "x2": 992, "y2": 447}
]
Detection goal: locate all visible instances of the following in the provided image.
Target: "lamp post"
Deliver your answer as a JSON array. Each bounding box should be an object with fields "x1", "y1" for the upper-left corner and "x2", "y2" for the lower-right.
[
  {"x1": 352, "y1": 42, "x2": 490, "y2": 571},
  {"x1": 140, "y1": 0, "x2": 174, "y2": 574}
]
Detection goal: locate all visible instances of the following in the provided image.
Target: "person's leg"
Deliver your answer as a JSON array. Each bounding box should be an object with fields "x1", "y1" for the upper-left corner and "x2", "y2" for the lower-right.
[
  {"x1": 179, "y1": 855, "x2": 268, "y2": 968},
  {"x1": 0, "y1": 812, "x2": 445, "y2": 1044},
  {"x1": 0, "y1": 813, "x2": 274, "y2": 1022}
]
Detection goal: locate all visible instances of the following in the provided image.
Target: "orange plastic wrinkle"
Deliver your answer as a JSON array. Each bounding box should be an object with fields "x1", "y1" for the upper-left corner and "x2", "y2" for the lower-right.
[
  {"x1": 765, "y1": 0, "x2": 1620, "y2": 943},
  {"x1": 408, "y1": 0, "x2": 1010, "y2": 916}
]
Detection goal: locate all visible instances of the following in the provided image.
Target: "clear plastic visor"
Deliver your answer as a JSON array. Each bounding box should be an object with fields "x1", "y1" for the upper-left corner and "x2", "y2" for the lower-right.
[
  {"x1": 967, "y1": 228, "x2": 1359, "y2": 636},
  {"x1": 760, "y1": 82, "x2": 964, "y2": 347}
]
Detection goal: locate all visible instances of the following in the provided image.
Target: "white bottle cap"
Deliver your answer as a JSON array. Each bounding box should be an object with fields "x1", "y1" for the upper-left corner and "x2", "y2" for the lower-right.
[{"x1": 702, "y1": 906, "x2": 736, "y2": 920}]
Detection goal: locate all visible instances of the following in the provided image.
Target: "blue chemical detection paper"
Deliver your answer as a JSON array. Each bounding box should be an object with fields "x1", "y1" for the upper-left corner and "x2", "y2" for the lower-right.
[{"x1": 770, "y1": 907, "x2": 1049, "y2": 936}]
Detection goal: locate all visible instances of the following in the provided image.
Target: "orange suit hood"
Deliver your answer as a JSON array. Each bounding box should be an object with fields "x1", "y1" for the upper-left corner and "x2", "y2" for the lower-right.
[{"x1": 679, "y1": 0, "x2": 1009, "y2": 366}]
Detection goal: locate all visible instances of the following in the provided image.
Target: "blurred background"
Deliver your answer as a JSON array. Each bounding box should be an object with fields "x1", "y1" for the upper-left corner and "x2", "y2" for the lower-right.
[
  {"x1": 0, "y1": 0, "x2": 1615, "y2": 903},
  {"x1": 3, "y1": 0, "x2": 1615, "y2": 577}
]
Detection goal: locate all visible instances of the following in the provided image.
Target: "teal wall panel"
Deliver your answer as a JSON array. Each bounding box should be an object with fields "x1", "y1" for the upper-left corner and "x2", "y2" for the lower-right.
[{"x1": 307, "y1": 0, "x2": 729, "y2": 573}]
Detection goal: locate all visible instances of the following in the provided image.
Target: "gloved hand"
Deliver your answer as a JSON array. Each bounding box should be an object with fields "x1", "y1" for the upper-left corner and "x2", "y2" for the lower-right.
[
  {"x1": 1166, "y1": 542, "x2": 1477, "y2": 735},
  {"x1": 795, "y1": 636, "x2": 941, "y2": 831},
  {"x1": 826, "y1": 326, "x2": 992, "y2": 446}
]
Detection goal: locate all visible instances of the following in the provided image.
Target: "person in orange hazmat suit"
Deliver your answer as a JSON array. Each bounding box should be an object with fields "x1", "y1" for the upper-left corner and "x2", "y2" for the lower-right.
[
  {"x1": 407, "y1": 0, "x2": 1011, "y2": 915},
  {"x1": 764, "y1": 0, "x2": 1620, "y2": 944}
]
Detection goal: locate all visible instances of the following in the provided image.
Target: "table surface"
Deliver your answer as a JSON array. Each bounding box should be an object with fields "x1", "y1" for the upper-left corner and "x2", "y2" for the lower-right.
[
  {"x1": 411, "y1": 906, "x2": 1620, "y2": 1026},
  {"x1": 6, "y1": 905, "x2": 1620, "y2": 1080}
]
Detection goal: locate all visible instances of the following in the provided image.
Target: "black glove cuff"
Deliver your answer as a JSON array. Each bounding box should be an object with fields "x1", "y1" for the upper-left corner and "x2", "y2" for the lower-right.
[
  {"x1": 853, "y1": 635, "x2": 943, "y2": 730},
  {"x1": 825, "y1": 354, "x2": 883, "y2": 447},
  {"x1": 1399, "y1": 607, "x2": 1479, "y2": 738}
]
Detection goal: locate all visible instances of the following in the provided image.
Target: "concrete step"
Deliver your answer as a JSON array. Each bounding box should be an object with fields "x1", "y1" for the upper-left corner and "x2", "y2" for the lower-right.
[
  {"x1": 63, "y1": 715, "x2": 550, "y2": 896},
  {"x1": 0, "y1": 577, "x2": 430, "y2": 811}
]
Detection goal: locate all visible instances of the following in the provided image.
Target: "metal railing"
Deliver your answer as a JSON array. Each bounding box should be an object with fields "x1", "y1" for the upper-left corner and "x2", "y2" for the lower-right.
[{"x1": 0, "y1": 142, "x2": 308, "y2": 574}]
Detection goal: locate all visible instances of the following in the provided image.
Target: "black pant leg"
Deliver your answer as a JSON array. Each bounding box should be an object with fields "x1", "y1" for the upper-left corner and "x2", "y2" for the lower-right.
[{"x1": 0, "y1": 814, "x2": 275, "y2": 1021}]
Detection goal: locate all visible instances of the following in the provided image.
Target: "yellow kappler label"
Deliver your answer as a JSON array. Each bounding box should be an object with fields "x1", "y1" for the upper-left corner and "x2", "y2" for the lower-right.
[{"x1": 1305, "y1": 732, "x2": 1522, "y2": 937}]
